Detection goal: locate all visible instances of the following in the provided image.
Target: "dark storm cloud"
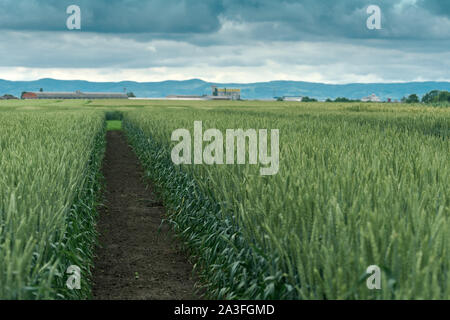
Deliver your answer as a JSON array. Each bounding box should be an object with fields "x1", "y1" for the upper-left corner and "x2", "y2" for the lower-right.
[
  {"x1": 0, "y1": 0, "x2": 223, "y2": 33},
  {"x1": 419, "y1": 0, "x2": 450, "y2": 16},
  {"x1": 0, "y1": 0, "x2": 448, "y2": 83},
  {"x1": 0, "y1": 0, "x2": 448, "y2": 40},
  {"x1": 218, "y1": 0, "x2": 450, "y2": 40}
]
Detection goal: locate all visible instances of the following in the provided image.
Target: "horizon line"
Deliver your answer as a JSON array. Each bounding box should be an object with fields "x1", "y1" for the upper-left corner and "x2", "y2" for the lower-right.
[{"x1": 1, "y1": 77, "x2": 450, "y2": 86}]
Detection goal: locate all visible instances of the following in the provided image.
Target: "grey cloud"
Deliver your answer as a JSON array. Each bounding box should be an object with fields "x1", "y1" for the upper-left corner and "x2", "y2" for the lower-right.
[
  {"x1": 219, "y1": 0, "x2": 450, "y2": 40},
  {"x1": 0, "y1": 0, "x2": 223, "y2": 33},
  {"x1": 0, "y1": 0, "x2": 448, "y2": 41},
  {"x1": 0, "y1": 31, "x2": 263, "y2": 68},
  {"x1": 0, "y1": 31, "x2": 448, "y2": 77},
  {"x1": 0, "y1": 1, "x2": 447, "y2": 84},
  {"x1": 419, "y1": 0, "x2": 450, "y2": 16}
]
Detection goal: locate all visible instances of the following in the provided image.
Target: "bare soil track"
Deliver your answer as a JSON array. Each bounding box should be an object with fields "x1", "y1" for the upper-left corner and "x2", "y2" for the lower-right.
[{"x1": 92, "y1": 131, "x2": 198, "y2": 300}]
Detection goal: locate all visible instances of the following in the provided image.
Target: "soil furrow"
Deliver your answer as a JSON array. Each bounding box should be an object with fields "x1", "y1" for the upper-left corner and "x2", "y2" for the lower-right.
[{"x1": 92, "y1": 131, "x2": 198, "y2": 300}]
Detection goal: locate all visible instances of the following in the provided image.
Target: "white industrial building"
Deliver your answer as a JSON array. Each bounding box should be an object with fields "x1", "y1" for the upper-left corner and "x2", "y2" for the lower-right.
[
  {"x1": 361, "y1": 93, "x2": 381, "y2": 102},
  {"x1": 282, "y1": 96, "x2": 303, "y2": 102}
]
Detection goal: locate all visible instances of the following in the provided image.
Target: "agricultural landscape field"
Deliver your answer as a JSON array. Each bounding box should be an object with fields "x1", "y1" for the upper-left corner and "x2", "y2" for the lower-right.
[{"x1": 0, "y1": 99, "x2": 449, "y2": 300}]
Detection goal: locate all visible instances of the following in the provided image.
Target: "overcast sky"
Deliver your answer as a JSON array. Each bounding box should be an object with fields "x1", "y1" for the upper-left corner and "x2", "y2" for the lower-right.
[{"x1": 0, "y1": 0, "x2": 448, "y2": 83}]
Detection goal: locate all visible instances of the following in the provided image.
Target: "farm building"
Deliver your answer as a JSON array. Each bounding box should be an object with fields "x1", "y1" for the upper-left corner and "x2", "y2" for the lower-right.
[
  {"x1": 282, "y1": 96, "x2": 303, "y2": 102},
  {"x1": 21, "y1": 91, "x2": 129, "y2": 100},
  {"x1": 0, "y1": 94, "x2": 18, "y2": 100},
  {"x1": 166, "y1": 95, "x2": 207, "y2": 101},
  {"x1": 361, "y1": 93, "x2": 381, "y2": 102},
  {"x1": 211, "y1": 86, "x2": 241, "y2": 100},
  {"x1": 165, "y1": 87, "x2": 242, "y2": 101}
]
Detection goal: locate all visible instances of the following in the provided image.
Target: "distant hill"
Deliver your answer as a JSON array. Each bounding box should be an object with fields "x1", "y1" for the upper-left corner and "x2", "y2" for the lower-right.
[{"x1": 1, "y1": 78, "x2": 449, "y2": 101}]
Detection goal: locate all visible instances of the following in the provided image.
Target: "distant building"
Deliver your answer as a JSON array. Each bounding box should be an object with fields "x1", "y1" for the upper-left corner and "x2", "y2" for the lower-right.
[
  {"x1": 21, "y1": 91, "x2": 128, "y2": 100},
  {"x1": 166, "y1": 95, "x2": 207, "y2": 101},
  {"x1": 164, "y1": 87, "x2": 242, "y2": 101},
  {"x1": 211, "y1": 86, "x2": 241, "y2": 100},
  {"x1": 361, "y1": 93, "x2": 381, "y2": 102},
  {"x1": 281, "y1": 96, "x2": 303, "y2": 102},
  {"x1": 0, "y1": 94, "x2": 18, "y2": 100}
]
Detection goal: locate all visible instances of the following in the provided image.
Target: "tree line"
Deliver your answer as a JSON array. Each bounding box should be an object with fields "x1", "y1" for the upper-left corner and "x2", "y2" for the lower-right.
[
  {"x1": 324, "y1": 90, "x2": 450, "y2": 104},
  {"x1": 401, "y1": 90, "x2": 449, "y2": 104},
  {"x1": 419, "y1": 90, "x2": 450, "y2": 104}
]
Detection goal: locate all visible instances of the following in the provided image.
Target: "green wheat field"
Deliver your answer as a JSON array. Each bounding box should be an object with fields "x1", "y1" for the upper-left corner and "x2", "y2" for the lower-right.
[{"x1": 0, "y1": 99, "x2": 449, "y2": 300}]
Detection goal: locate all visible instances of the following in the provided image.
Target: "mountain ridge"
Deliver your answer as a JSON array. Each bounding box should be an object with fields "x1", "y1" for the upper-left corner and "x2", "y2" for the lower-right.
[{"x1": 1, "y1": 78, "x2": 449, "y2": 101}]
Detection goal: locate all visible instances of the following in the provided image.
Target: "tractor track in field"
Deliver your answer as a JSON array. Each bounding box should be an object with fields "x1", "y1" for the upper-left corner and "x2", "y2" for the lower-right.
[{"x1": 92, "y1": 130, "x2": 199, "y2": 300}]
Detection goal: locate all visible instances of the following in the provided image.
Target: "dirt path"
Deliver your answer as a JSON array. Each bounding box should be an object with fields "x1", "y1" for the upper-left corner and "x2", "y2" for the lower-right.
[{"x1": 92, "y1": 131, "x2": 198, "y2": 300}]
